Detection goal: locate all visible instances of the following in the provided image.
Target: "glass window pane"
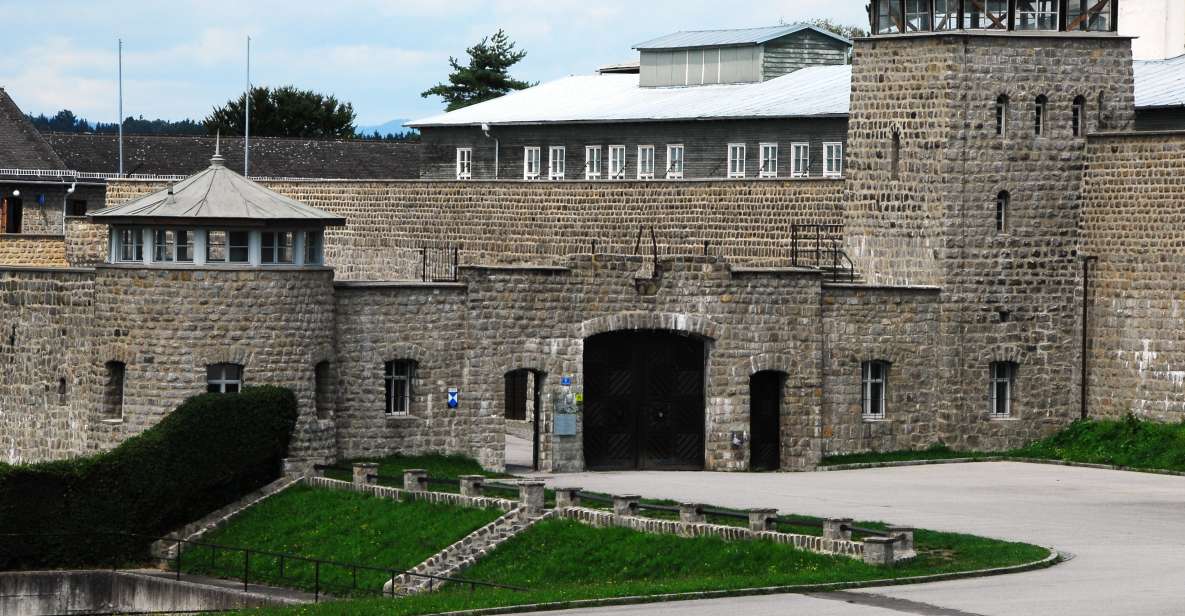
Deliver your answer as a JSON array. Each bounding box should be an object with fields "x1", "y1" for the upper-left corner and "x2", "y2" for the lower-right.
[
  {"x1": 207, "y1": 231, "x2": 227, "y2": 262},
  {"x1": 229, "y1": 231, "x2": 250, "y2": 263}
]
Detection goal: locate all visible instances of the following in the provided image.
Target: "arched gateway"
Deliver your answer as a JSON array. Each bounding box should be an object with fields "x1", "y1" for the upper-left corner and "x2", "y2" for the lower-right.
[{"x1": 582, "y1": 330, "x2": 706, "y2": 470}]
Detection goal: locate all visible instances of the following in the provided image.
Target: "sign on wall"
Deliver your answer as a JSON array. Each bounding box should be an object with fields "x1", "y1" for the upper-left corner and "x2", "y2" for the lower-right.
[{"x1": 447, "y1": 387, "x2": 459, "y2": 409}]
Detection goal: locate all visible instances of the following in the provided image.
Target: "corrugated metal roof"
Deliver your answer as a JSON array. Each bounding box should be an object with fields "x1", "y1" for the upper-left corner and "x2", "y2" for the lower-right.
[
  {"x1": 90, "y1": 153, "x2": 344, "y2": 226},
  {"x1": 408, "y1": 65, "x2": 852, "y2": 128},
  {"x1": 1134, "y1": 55, "x2": 1185, "y2": 109},
  {"x1": 633, "y1": 24, "x2": 851, "y2": 50}
]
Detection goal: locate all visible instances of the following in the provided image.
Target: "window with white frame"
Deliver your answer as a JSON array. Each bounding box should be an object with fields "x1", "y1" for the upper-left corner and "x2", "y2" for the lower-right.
[
  {"x1": 823, "y1": 143, "x2": 844, "y2": 178},
  {"x1": 152, "y1": 229, "x2": 194, "y2": 263},
  {"x1": 996, "y1": 95, "x2": 1009, "y2": 137},
  {"x1": 791, "y1": 143, "x2": 810, "y2": 178},
  {"x1": 996, "y1": 191, "x2": 1010, "y2": 234},
  {"x1": 905, "y1": 0, "x2": 931, "y2": 31},
  {"x1": 861, "y1": 361, "x2": 889, "y2": 418},
  {"x1": 261, "y1": 231, "x2": 296, "y2": 265},
  {"x1": 523, "y1": 146, "x2": 541, "y2": 180},
  {"x1": 1072, "y1": 95, "x2": 1086, "y2": 138},
  {"x1": 455, "y1": 148, "x2": 472, "y2": 179},
  {"x1": 1034, "y1": 95, "x2": 1048, "y2": 137},
  {"x1": 117, "y1": 228, "x2": 144, "y2": 262},
  {"x1": 609, "y1": 145, "x2": 626, "y2": 179},
  {"x1": 989, "y1": 361, "x2": 1016, "y2": 417},
  {"x1": 666, "y1": 144, "x2": 684, "y2": 179},
  {"x1": 727, "y1": 143, "x2": 745, "y2": 178},
  {"x1": 549, "y1": 146, "x2": 565, "y2": 180},
  {"x1": 384, "y1": 359, "x2": 415, "y2": 415},
  {"x1": 207, "y1": 363, "x2": 243, "y2": 394},
  {"x1": 206, "y1": 230, "x2": 250, "y2": 264},
  {"x1": 637, "y1": 145, "x2": 655, "y2": 179},
  {"x1": 759, "y1": 143, "x2": 778, "y2": 178},
  {"x1": 585, "y1": 146, "x2": 602, "y2": 179}
]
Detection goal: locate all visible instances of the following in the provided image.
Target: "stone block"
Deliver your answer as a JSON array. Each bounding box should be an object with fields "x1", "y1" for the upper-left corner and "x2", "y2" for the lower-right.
[
  {"x1": 459, "y1": 475, "x2": 485, "y2": 497},
  {"x1": 352, "y1": 463, "x2": 378, "y2": 486},
  {"x1": 823, "y1": 518, "x2": 853, "y2": 541},
  {"x1": 748, "y1": 508, "x2": 778, "y2": 532},
  {"x1": 518, "y1": 481, "x2": 546, "y2": 517},
  {"x1": 613, "y1": 494, "x2": 640, "y2": 517},
  {"x1": 862, "y1": 536, "x2": 896, "y2": 566},
  {"x1": 887, "y1": 525, "x2": 916, "y2": 560},
  {"x1": 554, "y1": 487, "x2": 582, "y2": 509},
  {"x1": 403, "y1": 469, "x2": 428, "y2": 492},
  {"x1": 678, "y1": 502, "x2": 705, "y2": 525}
]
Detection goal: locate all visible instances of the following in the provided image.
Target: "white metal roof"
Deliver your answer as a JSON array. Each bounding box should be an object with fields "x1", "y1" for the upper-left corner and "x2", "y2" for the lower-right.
[
  {"x1": 407, "y1": 65, "x2": 852, "y2": 128},
  {"x1": 1134, "y1": 55, "x2": 1185, "y2": 109},
  {"x1": 633, "y1": 24, "x2": 852, "y2": 50}
]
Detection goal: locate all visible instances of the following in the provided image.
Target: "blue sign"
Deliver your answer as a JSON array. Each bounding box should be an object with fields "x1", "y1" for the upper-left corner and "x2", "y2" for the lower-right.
[
  {"x1": 560, "y1": 376, "x2": 572, "y2": 386},
  {"x1": 36, "y1": 194, "x2": 46, "y2": 206},
  {"x1": 447, "y1": 388, "x2": 459, "y2": 409}
]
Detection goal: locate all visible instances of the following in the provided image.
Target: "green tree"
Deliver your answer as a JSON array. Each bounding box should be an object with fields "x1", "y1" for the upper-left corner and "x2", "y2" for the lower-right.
[
  {"x1": 204, "y1": 86, "x2": 357, "y2": 138},
  {"x1": 421, "y1": 30, "x2": 534, "y2": 111}
]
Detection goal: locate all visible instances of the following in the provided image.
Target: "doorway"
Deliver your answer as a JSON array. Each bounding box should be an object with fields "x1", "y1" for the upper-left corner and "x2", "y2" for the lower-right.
[
  {"x1": 583, "y1": 330, "x2": 706, "y2": 470},
  {"x1": 1, "y1": 197, "x2": 22, "y2": 234},
  {"x1": 749, "y1": 370, "x2": 785, "y2": 471},
  {"x1": 504, "y1": 369, "x2": 542, "y2": 471}
]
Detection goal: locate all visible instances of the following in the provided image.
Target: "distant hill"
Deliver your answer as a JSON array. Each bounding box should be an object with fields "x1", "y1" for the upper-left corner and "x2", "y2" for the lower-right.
[{"x1": 356, "y1": 118, "x2": 417, "y2": 137}]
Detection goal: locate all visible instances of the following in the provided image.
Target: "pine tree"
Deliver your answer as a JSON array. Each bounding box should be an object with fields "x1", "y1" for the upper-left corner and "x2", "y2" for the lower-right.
[
  {"x1": 204, "y1": 86, "x2": 356, "y2": 138},
  {"x1": 422, "y1": 30, "x2": 534, "y2": 111}
]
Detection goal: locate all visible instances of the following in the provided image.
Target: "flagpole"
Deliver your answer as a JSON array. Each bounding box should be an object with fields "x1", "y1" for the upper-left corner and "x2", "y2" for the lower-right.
[
  {"x1": 245, "y1": 35, "x2": 250, "y2": 176},
  {"x1": 118, "y1": 38, "x2": 124, "y2": 176}
]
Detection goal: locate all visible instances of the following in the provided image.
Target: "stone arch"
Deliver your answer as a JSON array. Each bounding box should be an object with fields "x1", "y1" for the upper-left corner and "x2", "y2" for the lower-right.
[
  {"x1": 193, "y1": 345, "x2": 254, "y2": 371},
  {"x1": 577, "y1": 311, "x2": 721, "y2": 341},
  {"x1": 736, "y1": 352, "x2": 794, "y2": 378},
  {"x1": 375, "y1": 342, "x2": 428, "y2": 365}
]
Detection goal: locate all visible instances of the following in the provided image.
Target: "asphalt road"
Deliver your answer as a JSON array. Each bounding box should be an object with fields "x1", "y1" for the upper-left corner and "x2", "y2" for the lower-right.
[{"x1": 512, "y1": 462, "x2": 1185, "y2": 616}]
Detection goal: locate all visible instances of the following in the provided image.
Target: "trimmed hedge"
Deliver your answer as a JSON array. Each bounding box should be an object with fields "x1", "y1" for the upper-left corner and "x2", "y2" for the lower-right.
[{"x1": 0, "y1": 386, "x2": 298, "y2": 569}]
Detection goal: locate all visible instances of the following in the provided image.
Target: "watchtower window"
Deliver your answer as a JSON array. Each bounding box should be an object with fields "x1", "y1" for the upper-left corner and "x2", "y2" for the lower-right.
[
  {"x1": 1034, "y1": 95, "x2": 1048, "y2": 137},
  {"x1": 876, "y1": 0, "x2": 903, "y2": 33},
  {"x1": 207, "y1": 363, "x2": 243, "y2": 394},
  {"x1": 996, "y1": 95, "x2": 1009, "y2": 137},
  {"x1": 1067, "y1": 0, "x2": 1114, "y2": 31},
  {"x1": 1016, "y1": 0, "x2": 1059, "y2": 30},
  {"x1": 905, "y1": 0, "x2": 931, "y2": 31},
  {"x1": 933, "y1": 0, "x2": 959, "y2": 30},
  {"x1": 102, "y1": 361, "x2": 125, "y2": 420},
  {"x1": 996, "y1": 191, "x2": 1010, "y2": 234},
  {"x1": 1072, "y1": 96, "x2": 1086, "y2": 137},
  {"x1": 990, "y1": 361, "x2": 1017, "y2": 417},
  {"x1": 965, "y1": 0, "x2": 1008, "y2": 29},
  {"x1": 890, "y1": 131, "x2": 901, "y2": 180}
]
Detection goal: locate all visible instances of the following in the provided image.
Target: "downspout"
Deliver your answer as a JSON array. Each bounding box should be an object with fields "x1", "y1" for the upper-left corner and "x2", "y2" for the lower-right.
[{"x1": 1081, "y1": 255, "x2": 1098, "y2": 420}]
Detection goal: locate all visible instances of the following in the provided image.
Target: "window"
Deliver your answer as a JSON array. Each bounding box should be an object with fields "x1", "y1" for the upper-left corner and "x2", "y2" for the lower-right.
[
  {"x1": 933, "y1": 0, "x2": 959, "y2": 30},
  {"x1": 102, "y1": 361, "x2": 125, "y2": 420},
  {"x1": 996, "y1": 191, "x2": 1010, "y2": 234},
  {"x1": 791, "y1": 143, "x2": 810, "y2": 178},
  {"x1": 637, "y1": 145, "x2": 655, "y2": 179},
  {"x1": 1068, "y1": 0, "x2": 1113, "y2": 32},
  {"x1": 666, "y1": 144, "x2": 684, "y2": 179},
  {"x1": 905, "y1": 0, "x2": 931, "y2": 31},
  {"x1": 523, "y1": 147, "x2": 541, "y2": 180},
  {"x1": 890, "y1": 130, "x2": 901, "y2": 180},
  {"x1": 153, "y1": 229, "x2": 194, "y2": 263},
  {"x1": 824, "y1": 143, "x2": 844, "y2": 178},
  {"x1": 549, "y1": 146, "x2": 565, "y2": 180},
  {"x1": 727, "y1": 143, "x2": 745, "y2": 178},
  {"x1": 1072, "y1": 96, "x2": 1085, "y2": 138},
  {"x1": 585, "y1": 146, "x2": 602, "y2": 179},
  {"x1": 207, "y1": 363, "x2": 242, "y2": 394},
  {"x1": 1097, "y1": 91, "x2": 1106, "y2": 130},
  {"x1": 305, "y1": 230, "x2": 324, "y2": 265},
  {"x1": 207, "y1": 230, "x2": 250, "y2": 263},
  {"x1": 608, "y1": 145, "x2": 626, "y2": 179},
  {"x1": 990, "y1": 361, "x2": 1017, "y2": 417},
  {"x1": 455, "y1": 148, "x2": 472, "y2": 180},
  {"x1": 117, "y1": 228, "x2": 143, "y2": 262},
  {"x1": 57, "y1": 377, "x2": 67, "y2": 405},
  {"x1": 261, "y1": 231, "x2": 295, "y2": 265},
  {"x1": 384, "y1": 360, "x2": 414, "y2": 415},
  {"x1": 965, "y1": 0, "x2": 1007, "y2": 29},
  {"x1": 67, "y1": 199, "x2": 87, "y2": 217},
  {"x1": 876, "y1": 0, "x2": 902, "y2": 33},
  {"x1": 1016, "y1": 0, "x2": 1059, "y2": 30},
  {"x1": 314, "y1": 361, "x2": 332, "y2": 420},
  {"x1": 996, "y1": 95, "x2": 1009, "y2": 137},
  {"x1": 862, "y1": 361, "x2": 889, "y2": 419},
  {"x1": 759, "y1": 143, "x2": 778, "y2": 178},
  {"x1": 1034, "y1": 95, "x2": 1048, "y2": 137}
]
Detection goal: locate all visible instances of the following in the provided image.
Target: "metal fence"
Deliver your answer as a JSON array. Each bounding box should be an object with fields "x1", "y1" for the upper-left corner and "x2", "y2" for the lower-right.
[
  {"x1": 790, "y1": 223, "x2": 855, "y2": 282},
  {"x1": 420, "y1": 245, "x2": 459, "y2": 282}
]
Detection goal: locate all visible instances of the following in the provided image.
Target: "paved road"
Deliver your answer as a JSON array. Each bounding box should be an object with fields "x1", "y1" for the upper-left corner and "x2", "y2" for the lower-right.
[{"x1": 514, "y1": 462, "x2": 1185, "y2": 616}]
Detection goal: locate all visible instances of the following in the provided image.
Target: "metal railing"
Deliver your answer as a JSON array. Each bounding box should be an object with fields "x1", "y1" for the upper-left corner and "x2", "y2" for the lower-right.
[
  {"x1": 0, "y1": 167, "x2": 370, "y2": 183},
  {"x1": 420, "y1": 245, "x2": 459, "y2": 282},
  {"x1": 790, "y1": 223, "x2": 855, "y2": 282}
]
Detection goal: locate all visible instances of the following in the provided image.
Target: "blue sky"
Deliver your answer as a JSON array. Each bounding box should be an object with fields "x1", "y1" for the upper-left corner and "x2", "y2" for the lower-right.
[{"x1": 3, "y1": 1, "x2": 868, "y2": 127}]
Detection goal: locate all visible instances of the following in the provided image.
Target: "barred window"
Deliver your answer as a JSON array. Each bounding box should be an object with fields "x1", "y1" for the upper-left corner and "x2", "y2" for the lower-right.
[
  {"x1": 384, "y1": 360, "x2": 415, "y2": 415},
  {"x1": 990, "y1": 361, "x2": 1017, "y2": 417},
  {"x1": 862, "y1": 361, "x2": 889, "y2": 418},
  {"x1": 207, "y1": 363, "x2": 243, "y2": 394},
  {"x1": 1034, "y1": 95, "x2": 1049, "y2": 138}
]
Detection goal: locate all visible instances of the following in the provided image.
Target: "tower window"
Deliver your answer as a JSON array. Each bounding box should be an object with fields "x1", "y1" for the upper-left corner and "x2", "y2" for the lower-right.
[
  {"x1": 965, "y1": 0, "x2": 1008, "y2": 29},
  {"x1": 1097, "y1": 91, "x2": 1106, "y2": 130},
  {"x1": 933, "y1": 0, "x2": 959, "y2": 30},
  {"x1": 207, "y1": 363, "x2": 243, "y2": 394},
  {"x1": 1016, "y1": 0, "x2": 1059, "y2": 30},
  {"x1": 1072, "y1": 96, "x2": 1086, "y2": 137},
  {"x1": 455, "y1": 148, "x2": 472, "y2": 180},
  {"x1": 384, "y1": 360, "x2": 415, "y2": 415},
  {"x1": 990, "y1": 361, "x2": 1017, "y2": 417},
  {"x1": 862, "y1": 361, "x2": 889, "y2": 419},
  {"x1": 876, "y1": 0, "x2": 903, "y2": 34},
  {"x1": 996, "y1": 95, "x2": 1009, "y2": 137},
  {"x1": 996, "y1": 191, "x2": 1010, "y2": 234},
  {"x1": 1068, "y1": 0, "x2": 1114, "y2": 32},
  {"x1": 1034, "y1": 95, "x2": 1048, "y2": 137},
  {"x1": 890, "y1": 130, "x2": 900, "y2": 180},
  {"x1": 102, "y1": 361, "x2": 125, "y2": 420},
  {"x1": 905, "y1": 0, "x2": 931, "y2": 31}
]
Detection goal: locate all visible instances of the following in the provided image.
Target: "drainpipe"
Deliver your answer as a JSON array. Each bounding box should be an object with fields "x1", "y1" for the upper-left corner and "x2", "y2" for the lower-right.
[
  {"x1": 482, "y1": 123, "x2": 498, "y2": 180},
  {"x1": 1081, "y1": 255, "x2": 1098, "y2": 420}
]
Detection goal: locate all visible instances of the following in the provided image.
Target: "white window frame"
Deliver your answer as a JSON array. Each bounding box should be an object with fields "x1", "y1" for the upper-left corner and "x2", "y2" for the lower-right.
[
  {"x1": 823, "y1": 142, "x2": 844, "y2": 178},
  {"x1": 727, "y1": 143, "x2": 745, "y2": 179},
  {"x1": 608, "y1": 145, "x2": 626, "y2": 180},
  {"x1": 990, "y1": 362, "x2": 1016, "y2": 417},
  {"x1": 790, "y1": 143, "x2": 810, "y2": 178},
  {"x1": 455, "y1": 148, "x2": 472, "y2": 180},
  {"x1": 1034, "y1": 96, "x2": 1048, "y2": 138},
  {"x1": 759, "y1": 143, "x2": 778, "y2": 178},
  {"x1": 548, "y1": 146, "x2": 565, "y2": 180},
  {"x1": 996, "y1": 95, "x2": 1009, "y2": 137},
  {"x1": 304, "y1": 230, "x2": 324, "y2": 265},
  {"x1": 206, "y1": 229, "x2": 251, "y2": 264},
  {"x1": 523, "y1": 146, "x2": 541, "y2": 180},
  {"x1": 260, "y1": 230, "x2": 296, "y2": 265},
  {"x1": 152, "y1": 229, "x2": 195, "y2": 264},
  {"x1": 637, "y1": 145, "x2": 655, "y2": 180},
  {"x1": 861, "y1": 361, "x2": 888, "y2": 419},
  {"x1": 116, "y1": 227, "x2": 144, "y2": 263},
  {"x1": 385, "y1": 360, "x2": 414, "y2": 416},
  {"x1": 207, "y1": 363, "x2": 243, "y2": 394},
  {"x1": 585, "y1": 146, "x2": 602, "y2": 180},
  {"x1": 666, "y1": 144, "x2": 684, "y2": 179}
]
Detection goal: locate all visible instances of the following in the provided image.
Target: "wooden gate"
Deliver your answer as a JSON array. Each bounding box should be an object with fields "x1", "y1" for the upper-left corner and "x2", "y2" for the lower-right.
[{"x1": 583, "y1": 331, "x2": 705, "y2": 470}]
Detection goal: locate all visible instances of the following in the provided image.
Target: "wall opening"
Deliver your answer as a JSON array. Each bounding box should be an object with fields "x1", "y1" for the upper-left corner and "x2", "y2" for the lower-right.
[
  {"x1": 749, "y1": 370, "x2": 785, "y2": 471},
  {"x1": 1072, "y1": 95, "x2": 1086, "y2": 137},
  {"x1": 504, "y1": 369, "x2": 543, "y2": 471},
  {"x1": 996, "y1": 190, "x2": 1010, "y2": 234},
  {"x1": 890, "y1": 129, "x2": 901, "y2": 179},
  {"x1": 102, "y1": 361, "x2": 125, "y2": 420},
  {"x1": 314, "y1": 361, "x2": 333, "y2": 420},
  {"x1": 206, "y1": 363, "x2": 243, "y2": 394},
  {"x1": 2, "y1": 197, "x2": 23, "y2": 234}
]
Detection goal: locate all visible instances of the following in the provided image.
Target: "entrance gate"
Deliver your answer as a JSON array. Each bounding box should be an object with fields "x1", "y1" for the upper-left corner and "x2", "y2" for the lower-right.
[{"x1": 583, "y1": 331, "x2": 705, "y2": 470}]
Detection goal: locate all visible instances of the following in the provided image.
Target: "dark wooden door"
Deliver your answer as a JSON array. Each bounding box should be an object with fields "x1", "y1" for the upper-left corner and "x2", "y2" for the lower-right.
[
  {"x1": 749, "y1": 371, "x2": 783, "y2": 471},
  {"x1": 584, "y1": 331, "x2": 705, "y2": 470}
]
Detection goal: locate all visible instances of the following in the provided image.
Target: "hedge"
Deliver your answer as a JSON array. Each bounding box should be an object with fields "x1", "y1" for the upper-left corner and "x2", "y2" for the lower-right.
[{"x1": 0, "y1": 386, "x2": 298, "y2": 569}]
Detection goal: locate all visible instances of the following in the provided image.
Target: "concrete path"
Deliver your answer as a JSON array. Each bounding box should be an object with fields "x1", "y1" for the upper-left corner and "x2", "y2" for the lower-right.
[{"x1": 514, "y1": 462, "x2": 1185, "y2": 616}]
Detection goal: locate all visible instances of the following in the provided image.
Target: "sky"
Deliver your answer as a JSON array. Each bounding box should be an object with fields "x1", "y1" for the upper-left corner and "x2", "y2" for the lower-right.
[{"x1": 2, "y1": 1, "x2": 868, "y2": 127}]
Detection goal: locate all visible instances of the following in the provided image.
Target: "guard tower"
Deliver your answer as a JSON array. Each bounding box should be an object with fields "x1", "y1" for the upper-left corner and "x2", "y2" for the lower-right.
[{"x1": 844, "y1": 0, "x2": 1134, "y2": 449}]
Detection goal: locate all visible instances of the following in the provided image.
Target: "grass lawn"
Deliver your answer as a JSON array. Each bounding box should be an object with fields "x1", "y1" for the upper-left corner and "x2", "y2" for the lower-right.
[
  {"x1": 226, "y1": 518, "x2": 1049, "y2": 616},
  {"x1": 323, "y1": 453, "x2": 514, "y2": 495},
  {"x1": 178, "y1": 485, "x2": 505, "y2": 596}
]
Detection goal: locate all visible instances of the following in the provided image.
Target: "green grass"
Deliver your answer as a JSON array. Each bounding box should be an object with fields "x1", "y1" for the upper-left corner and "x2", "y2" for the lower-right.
[
  {"x1": 323, "y1": 453, "x2": 513, "y2": 495},
  {"x1": 821, "y1": 416, "x2": 1185, "y2": 472},
  {"x1": 226, "y1": 518, "x2": 1049, "y2": 616},
  {"x1": 179, "y1": 485, "x2": 505, "y2": 596}
]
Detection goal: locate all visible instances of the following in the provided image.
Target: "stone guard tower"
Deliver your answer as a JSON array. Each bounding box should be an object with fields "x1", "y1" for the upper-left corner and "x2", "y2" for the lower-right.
[{"x1": 846, "y1": 0, "x2": 1134, "y2": 449}]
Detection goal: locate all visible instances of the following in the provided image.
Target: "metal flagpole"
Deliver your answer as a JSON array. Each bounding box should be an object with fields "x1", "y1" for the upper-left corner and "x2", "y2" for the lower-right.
[
  {"x1": 245, "y1": 36, "x2": 250, "y2": 176},
  {"x1": 117, "y1": 38, "x2": 124, "y2": 176}
]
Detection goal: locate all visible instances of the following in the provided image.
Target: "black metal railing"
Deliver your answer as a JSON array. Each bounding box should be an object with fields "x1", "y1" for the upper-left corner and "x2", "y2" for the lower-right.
[
  {"x1": 420, "y1": 244, "x2": 459, "y2": 282},
  {"x1": 790, "y1": 224, "x2": 855, "y2": 282}
]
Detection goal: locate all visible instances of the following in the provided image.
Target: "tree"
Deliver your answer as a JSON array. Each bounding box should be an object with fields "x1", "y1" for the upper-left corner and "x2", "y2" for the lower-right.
[
  {"x1": 421, "y1": 30, "x2": 534, "y2": 112},
  {"x1": 204, "y1": 86, "x2": 357, "y2": 138}
]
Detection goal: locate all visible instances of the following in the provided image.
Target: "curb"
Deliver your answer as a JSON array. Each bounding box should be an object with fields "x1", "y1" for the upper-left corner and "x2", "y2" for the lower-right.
[
  {"x1": 425, "y1": 548, "x2": 1061, "y2": 616},
  {"x1": 817, "y1": 456, "x2": 1185, "y2": 477}
]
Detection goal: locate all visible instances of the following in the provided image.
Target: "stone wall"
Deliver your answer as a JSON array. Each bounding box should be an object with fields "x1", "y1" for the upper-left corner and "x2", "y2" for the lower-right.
[
  {"x1": 104, "y1": 179, "x2": 846, "y2": 280},
  {"x1": 64, "y1": 217, "x2": 108, "y2": 266},
  {"x1": 0, "y1": 235, "x2": 66, "y2": 267},
  {"x1": 1081, "y1": 132, "x2": 1185, "y2": 421}
]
